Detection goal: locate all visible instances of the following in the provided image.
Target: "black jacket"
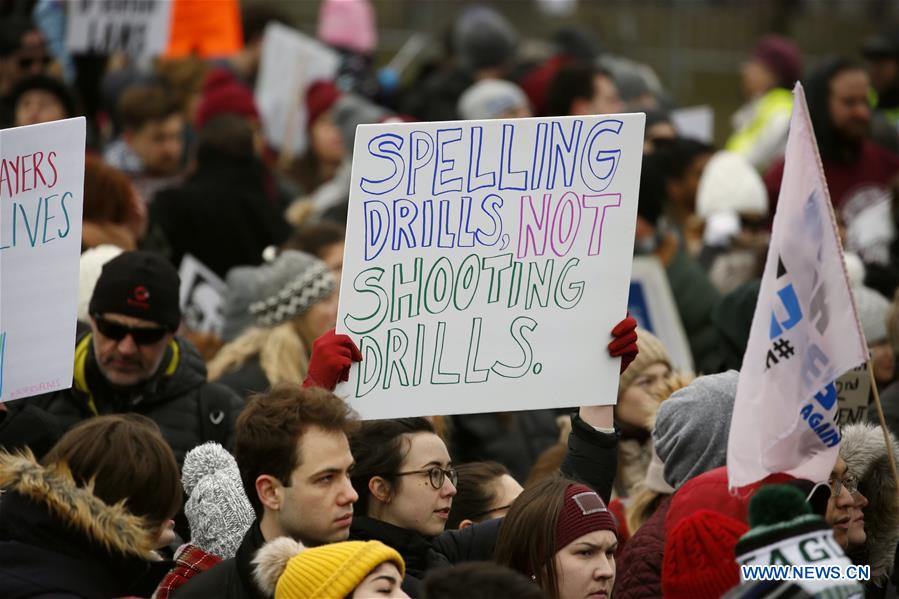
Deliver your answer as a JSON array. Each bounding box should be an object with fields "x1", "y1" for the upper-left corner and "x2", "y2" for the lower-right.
[
  {"x1": 450, "y1": 409, "x2": 562, "y2": 482},
  {"x1": 350, "y1": 414, "x2": 617, "y2": 597},
  {"x1": 16, "y1": 333, "x2": 244, "y2": 464},
  {"x1": 172, "y1": 521, "x2": 266, "y2": 599},
  {"x1": 216, "y1": 357, "x2": 271, "y2": 401},
  {"x1": 0, "y1": 452, "x2": 172, "y2": 599},
  {"x1": 148, "y1": 155, "x2": 290, "y2": 278},
  {"x1": 349, "y1": 516, "x2": 502, "y2": 598}
]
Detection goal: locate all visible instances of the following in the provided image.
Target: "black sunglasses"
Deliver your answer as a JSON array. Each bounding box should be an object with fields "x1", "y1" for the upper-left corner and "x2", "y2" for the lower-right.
[
  {"x1": 18, "y1": 55, "x2": 51, "y2": 70},
  {"x1": 93, "y1": 315, "x2": 170, "y2": 345}
]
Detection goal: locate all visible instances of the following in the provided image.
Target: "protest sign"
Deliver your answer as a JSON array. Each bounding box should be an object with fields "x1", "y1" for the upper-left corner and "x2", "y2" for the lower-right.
[
  {"x1": 671, "y1": 105, "x2": 714, "y2": 143},
  {"x1": 255, "y1": 23, "x2": 340, "y2": 158},
  {"x1": 0, "y1": 118, "x2": 86, "y2": 402},
  {"x1": 66, "y1": 0, "x2": 173, "y2": 60},
  {"x1": 628, "y1": 256, "x2": 694, "y2": 372},
  {"x1": 179, "y1": 254, "x2": 225, "y2": 335},
  {"x1": 335, "y1": 114, "x2": 645, "y2": 419},
  {"x1": 165, "y1": 0, "x2": 242, "y2": 58},
  {"x1": 834, "y1": 363, "x2": 870, "y2": 428}
]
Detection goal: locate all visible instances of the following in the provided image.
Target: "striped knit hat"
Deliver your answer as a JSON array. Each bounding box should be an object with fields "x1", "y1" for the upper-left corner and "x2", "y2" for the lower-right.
[
  {"x1": 253, "y1": 537, "x2": 405, "y2": 599},
  {"x1": 245, "y1": 251, "x2": 337, "y2": 328}
]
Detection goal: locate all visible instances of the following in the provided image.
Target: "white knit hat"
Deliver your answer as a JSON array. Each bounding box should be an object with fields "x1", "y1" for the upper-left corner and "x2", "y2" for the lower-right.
[
  {"x1": 78, "y1": 245, "x2": 124, "y2": 322},
  {"x1": 182, "y1": 443, "x2": 255, "y2": 559},
  {"x1": 696, "y1": 151, "x2": 768, "y2": 219}
]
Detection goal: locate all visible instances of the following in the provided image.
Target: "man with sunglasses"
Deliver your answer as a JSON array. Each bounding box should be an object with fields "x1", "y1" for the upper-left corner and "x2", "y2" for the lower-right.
[{"x1": 15, "y1": 251, "x2": 243, "y2": 464}]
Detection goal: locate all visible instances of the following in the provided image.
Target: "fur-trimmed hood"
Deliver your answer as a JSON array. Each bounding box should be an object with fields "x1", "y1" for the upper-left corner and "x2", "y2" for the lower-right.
[
  {"x1": 840, "y1": 423, "x2": 899, "y2": 583},
  {"x1": 0, "y1": 450, "x2": 157, "y2": 560}
]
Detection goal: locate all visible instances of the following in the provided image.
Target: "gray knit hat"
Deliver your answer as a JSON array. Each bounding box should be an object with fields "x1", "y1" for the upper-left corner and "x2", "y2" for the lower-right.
[
  {"x1": 222, "y1": 251, "x2": 336, "y2": 333},
  {"x1": 182, "y1": 443, "x2": 255, "y2": 559},
  {"x1": 652, "y1": 370, "x2": 737, "y2": 489},
  {"x1": 457, "y1": 79, "x2": 529, "y2": 120}
]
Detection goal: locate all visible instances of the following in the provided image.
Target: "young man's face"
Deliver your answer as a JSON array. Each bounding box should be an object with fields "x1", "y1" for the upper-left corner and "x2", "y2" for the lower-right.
[
  {"x1": 589, "y1": 74, "x2": 624, "y2": 115},
  {"x1": 868, "y1": 57, "x2": 899, "y2": 96},
  {"x1": 273, "y1": 426, "x2": 358, "y2": 546},
  {"x1": 126, "y1": 114, "x2": 184, "y2": 177},
  {"x1": 0, "y1": 30, "x2": 48, "y2": 96},
  {"x1": 15, "y1": 89, "x2": 66, "y2": 127}
]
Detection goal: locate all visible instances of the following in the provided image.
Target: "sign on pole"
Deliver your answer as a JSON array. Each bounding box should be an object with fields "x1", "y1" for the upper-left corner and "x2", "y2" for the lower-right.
[
  {"x1": 335, "y1": 114, "x2": 645, "y2": 418},
  {"x1": 628, "y1": 256, "x2": 694, "y2": 372},
  {"x1": 0, "y1": 118, "x2": 86, "y2": 402},
  {"x1": 834, "y1": 363, "x2": 871, "y2": 428}
]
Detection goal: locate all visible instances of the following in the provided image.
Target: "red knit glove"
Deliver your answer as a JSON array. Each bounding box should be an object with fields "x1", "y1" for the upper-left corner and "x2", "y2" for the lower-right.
[
  {"x1": 303, "y1": 329, "x2": 363, "y2": 391},
  {"x1": 608, "y1": 316, "x2": 639, "y2": 374}
]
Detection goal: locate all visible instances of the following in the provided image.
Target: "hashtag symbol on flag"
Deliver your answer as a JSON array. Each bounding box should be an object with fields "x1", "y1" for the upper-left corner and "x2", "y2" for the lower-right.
[{"x1": 774, "y1": 339, "x2": 795, "y2": 359}]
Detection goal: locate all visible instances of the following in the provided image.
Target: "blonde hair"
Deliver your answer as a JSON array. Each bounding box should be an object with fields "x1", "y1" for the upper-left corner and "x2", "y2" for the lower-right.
[
  {"x1": 208, "y1": 319, "x2": 313, "y2": 386},
  {"x1": 626, "y1": 486, "x2": 667, "y2": 534}
]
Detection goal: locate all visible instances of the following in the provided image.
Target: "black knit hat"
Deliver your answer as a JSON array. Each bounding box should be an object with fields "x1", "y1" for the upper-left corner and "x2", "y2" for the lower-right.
[
  {"x1": 89, "y1": 252, "x2": 181, "y2": 330},
  {"x1": 11, "y1": 75, "x2": 77, "y2": 119}
]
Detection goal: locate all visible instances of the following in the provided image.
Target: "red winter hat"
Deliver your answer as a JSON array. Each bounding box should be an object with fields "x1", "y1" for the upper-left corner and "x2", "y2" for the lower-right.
[
  {"x1": 751, "y1": 34, "x2": 802, "y2": 88},
  {"x1": 554, "y1": 484, "x2": 617, "y2": 552},
  {"x1": 662, "y1": 509, "x2": 748, "y2": 599},
  {"x1": 195, "y1": 68, "x2": 259, "y2": 129},
  {"x1": 306, "y1": 80, "x2": 342, "y2": 130}
]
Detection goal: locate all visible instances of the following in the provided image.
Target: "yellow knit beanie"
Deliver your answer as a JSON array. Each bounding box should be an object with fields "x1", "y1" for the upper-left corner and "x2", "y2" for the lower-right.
[
  {"x1": 618, "y1": 328, "x2": 672, "y2": 393},
  {"x1": 253, "y1": 537, "x2": 406, "y2": 599}
]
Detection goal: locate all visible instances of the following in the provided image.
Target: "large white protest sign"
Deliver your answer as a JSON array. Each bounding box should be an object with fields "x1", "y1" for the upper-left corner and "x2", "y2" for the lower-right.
[
  {"x1": 66, "y1": 0, "x2": 173, "y2": 60},
  {"x1": 0, "y1": 118, "x2": 86, "y2": 402},
  {"x1": 179, "y1": 254, "x2": 225, "y2": 335},
  {"x1": 335, "y1": 114, "x2": 645, "y2": 419},
  {"x1": 727, "y1": 85, "x2": 867, "y2": 489},
  {"x1": 255, "y1": 23, "x2": 340, "y2": 158},
  {"x1": 628, "y1": 256, "x2": 694, "y2": 372}
]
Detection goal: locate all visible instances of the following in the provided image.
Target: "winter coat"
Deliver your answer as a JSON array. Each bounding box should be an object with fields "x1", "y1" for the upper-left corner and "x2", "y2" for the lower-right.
[
  {"x1": 840, "y1": 423, "x2": 899, "y2": 586},
  {"x1": 726, "y1": 87, "x2": 793, "y2": 172},
  {"x1": 0, "y1": 401, "x2": 63, "y2": 459},
  {"x1": 148, "y1": 154, "x2": 290, "y2": 278},
  {"x1": 613, "y1": 495, "x2": 672, "y2": 599},
  {"x1": 172, "y1": 520, "x2": 266, "y2": 599},
  {"x1": 0, "y1": 451, "x2": 172, "y2": 598},
  {"x1": 349, "y1": 515, "x2": 502, "y2": 598},
  {"x1": 871, "y1": 381, "x2": 899, "y2": 440},
  {"x1": 450, "y1": 410, "x2": 561, "y2": 482},
  {"x1": 19, "y1": 333, "x2": 244, "y2": 464},
  {"x1": 215, "y1": 356, "x2": 271, "y2": 401}
]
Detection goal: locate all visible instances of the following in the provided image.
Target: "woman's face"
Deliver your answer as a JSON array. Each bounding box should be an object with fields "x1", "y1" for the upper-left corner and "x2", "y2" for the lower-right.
[
  {"x1": 616, "y1": 362, "x2": 671, "y2": 429},
  {"x1": 310, "y1": 109, "x2": 345, "y2": 165},
  {"x1": 352, "y1": 562, "x2": 409, "y2": 598},
  {"x1": 378, "y1": 432, "x2": 457, "y2": 537},
  {"x1": 553, "y1": 530, "x2": 617, "y2": 599},
  {"x1": 825, "y1": 457, "x2": 856, "y2": 549},
  {"x1": 304, "y1": 290, "x2": 340, "y2": 341}
]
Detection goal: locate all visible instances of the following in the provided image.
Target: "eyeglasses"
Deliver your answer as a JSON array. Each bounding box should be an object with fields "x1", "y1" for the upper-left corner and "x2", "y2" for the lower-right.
[
  {"x1": 808, "y1": 475, "x2": 860, "y2": 500},
  {"x1": 394, "y1": 466, "x2": 458, "y2": 490},
  {"x1": 93, "y1": 315, "x2": 170, "y2": 345},
  {"x1": 18, "y1": 55, "x2": 51, "y2": 70}
]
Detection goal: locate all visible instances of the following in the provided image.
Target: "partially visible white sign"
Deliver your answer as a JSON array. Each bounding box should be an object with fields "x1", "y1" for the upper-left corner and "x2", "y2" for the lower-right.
[
  {"x1": 671, "y1": 105, "x2": 714, "y2": 144},
  {"x1": 179, "y1": 254, "x2": 225, "y2": 335},
  {"x1": 65, "y1": 0, "x2": 173, "y2": 60},
  {"x1": 1, "y1": 118, "x2": 86, "y2": 401},
  {"x1": 255, "y1": 23, "x2": 341, "y2": 158},
  {"x1": 628, "y1": 256, "x2": 694, "y2": 373}
]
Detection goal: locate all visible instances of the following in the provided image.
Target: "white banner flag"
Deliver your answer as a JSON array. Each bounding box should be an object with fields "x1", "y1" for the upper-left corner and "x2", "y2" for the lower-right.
[{"x1": 727, "y1": 84, "x2": 867, "y2": 489}]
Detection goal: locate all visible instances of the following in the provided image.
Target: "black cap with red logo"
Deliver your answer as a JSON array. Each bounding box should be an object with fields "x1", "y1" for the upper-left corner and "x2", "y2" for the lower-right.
[{"x1": 89, "y1": 251, "x2": 181, "y2": 331}]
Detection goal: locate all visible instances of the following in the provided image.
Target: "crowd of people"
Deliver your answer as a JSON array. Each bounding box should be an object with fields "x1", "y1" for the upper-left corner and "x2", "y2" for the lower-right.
[{"x1": 2, "y1": 0, "x2": 899, "y2": 597}]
